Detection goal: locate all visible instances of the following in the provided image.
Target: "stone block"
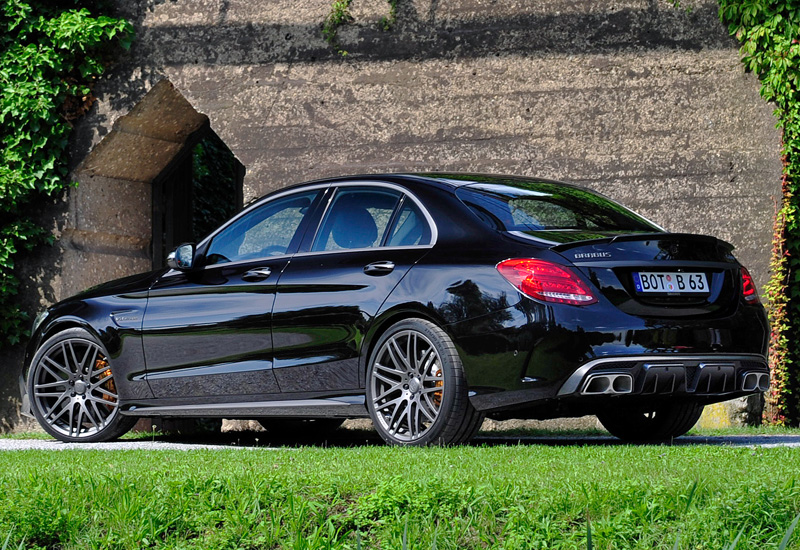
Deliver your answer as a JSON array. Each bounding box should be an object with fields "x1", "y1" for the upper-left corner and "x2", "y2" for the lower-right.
[
  {"x1": 59, "y1": 246, "x2": 151, "y2": 299},
  {"x1": 76, "y1": 131, "x2": 184, "y2": 183},
  {"x1": 71, "y1": 176, "x2": 151, "y2": 238},
  {"x1": 113, "y1": 80, "x2": 209, "y2": 143}
]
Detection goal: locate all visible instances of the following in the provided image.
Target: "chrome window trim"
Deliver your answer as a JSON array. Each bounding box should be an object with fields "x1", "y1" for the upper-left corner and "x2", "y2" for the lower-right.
[
  {"x1": 293, "y1": 244, "x2": 434, "y2": 259},
  {"x1": 310, "y1": 185, "x2": 403, "y2": 253},
  {"x1": 162, "y1": 242, "x2": 434, "y2": 277},
  {"x1": 162, "y1": 252, "x2": 294, "y2": 277},
  {"x1": 161, "y1": 180, "x2": 438, "y2": 276},
  {"x1": 194, "y1": 184, "x2": 330, "y2": 272}
]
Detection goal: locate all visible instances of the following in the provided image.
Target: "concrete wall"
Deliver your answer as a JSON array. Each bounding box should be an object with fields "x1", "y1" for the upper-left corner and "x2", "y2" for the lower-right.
[
  {"x1": 0, "y1": 0, "x2": 782, "y2": 430},
  {"x1": 108, "y1": 0, "x2": 780, "y2": 285}
]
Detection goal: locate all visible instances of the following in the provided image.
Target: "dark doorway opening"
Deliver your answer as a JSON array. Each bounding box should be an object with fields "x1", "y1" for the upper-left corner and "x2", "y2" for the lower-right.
[{"x1": 152, "y1": 130, "x2": 244, "y2": 268}]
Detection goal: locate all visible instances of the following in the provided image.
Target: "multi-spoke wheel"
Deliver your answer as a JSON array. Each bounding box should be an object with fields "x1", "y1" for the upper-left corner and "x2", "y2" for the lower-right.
[
  {"x1": 597, "y1": 401, "x2": 704, "y2": 442},
  {"x1": 366, "y1": 319, "x2": 483, "y2": 446},
  {"x1": 27, "y1": 328, "x2": 136, "y2": 442}
]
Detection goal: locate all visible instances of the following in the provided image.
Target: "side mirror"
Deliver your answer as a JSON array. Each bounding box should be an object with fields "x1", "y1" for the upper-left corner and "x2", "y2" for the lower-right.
[{"x1": 167, "y1": 243, "x2": 196, "y2": 271}]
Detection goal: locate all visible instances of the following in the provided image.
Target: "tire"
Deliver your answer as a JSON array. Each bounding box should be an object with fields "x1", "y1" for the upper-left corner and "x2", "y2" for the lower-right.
[
  {"x1": 597, "y1": 401, "x2": 704, "y2": 442},
  {"x1": 257, "y1": 418, "x2": 344, "y2": 439},
  {"x1": 27, "y1": 327, "x2": 137, "y2": 442},
  {"x1": 366, "y1": 318, "x2": 484, "y2": 446}
]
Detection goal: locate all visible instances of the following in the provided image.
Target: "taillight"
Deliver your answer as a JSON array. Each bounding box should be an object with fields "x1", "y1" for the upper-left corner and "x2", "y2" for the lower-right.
[
  {"x1": 741, "y1": 267, "x2": 759, "y2": 304},
  {"x1": 496, "y1": 258, "x2": 598, "y2": 306}
]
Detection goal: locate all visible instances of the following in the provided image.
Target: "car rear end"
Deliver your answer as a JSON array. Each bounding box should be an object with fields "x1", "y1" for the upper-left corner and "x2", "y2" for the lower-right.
[
  {"x1": 450, "y1": 175, "x2": 769, "y2": 419},
  {"x1": 546, "y1": 233, "x2": 769, "y2": 401}
]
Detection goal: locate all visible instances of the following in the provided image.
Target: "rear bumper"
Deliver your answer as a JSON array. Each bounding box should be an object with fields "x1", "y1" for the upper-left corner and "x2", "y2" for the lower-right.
[
  {"x1": 469, "y1": 353, "x2": 768, "y2": 413},
  {"x1": 450, "y1": 297, "x2": 769, "y2": 413}
]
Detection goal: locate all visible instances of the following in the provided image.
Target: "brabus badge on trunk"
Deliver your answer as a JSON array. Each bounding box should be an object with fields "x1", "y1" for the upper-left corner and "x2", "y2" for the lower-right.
[{"x1": 574, "y1": 252, "x2": 612, "y2": 259}]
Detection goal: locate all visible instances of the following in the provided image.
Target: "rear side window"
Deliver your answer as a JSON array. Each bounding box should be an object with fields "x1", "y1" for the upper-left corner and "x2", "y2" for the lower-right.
[
  {"x1": 456, "y1": 182, "x2": 660, "y2": 234},
  {"x1": 386, "y1": 200, "x2": 431, "y2": 247}
]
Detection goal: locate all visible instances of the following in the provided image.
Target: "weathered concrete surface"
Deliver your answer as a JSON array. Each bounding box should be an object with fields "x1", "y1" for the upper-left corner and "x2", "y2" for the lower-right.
[
  {"x1": 0, "y1": 0, "x2": 782, "y2": 430},
  {"x1": 123, "y1": 0, "x2": 779, "y2": 287}
]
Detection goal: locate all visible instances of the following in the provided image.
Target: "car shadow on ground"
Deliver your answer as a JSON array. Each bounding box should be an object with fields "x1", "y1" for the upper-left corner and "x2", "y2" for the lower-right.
[{"x1": 129, "y1": 429, "x2": 800, "y2": 449}]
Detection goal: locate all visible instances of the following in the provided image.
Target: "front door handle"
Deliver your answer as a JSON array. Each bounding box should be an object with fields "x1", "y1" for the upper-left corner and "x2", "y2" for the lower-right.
[
  {"x1": 364, "y1": 261, "x2": 396, "y2": 276},
  {"x1": 242, "y1": 267, "x2": 272, "y2": 281}
]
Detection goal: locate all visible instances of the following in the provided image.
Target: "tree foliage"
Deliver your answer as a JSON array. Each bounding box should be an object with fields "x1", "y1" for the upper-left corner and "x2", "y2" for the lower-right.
[
  {"x1": 0, "y1": 1, "x2": 132, "y2": 346},
  {"x1": 717, "y1": 0, "x2": 800, "y2": 423}
]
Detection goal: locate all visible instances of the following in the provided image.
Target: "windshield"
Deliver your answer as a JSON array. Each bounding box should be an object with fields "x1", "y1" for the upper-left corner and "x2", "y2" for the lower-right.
[{"x1": 456, "y1": 181, "x2": 662, "y2": 237}]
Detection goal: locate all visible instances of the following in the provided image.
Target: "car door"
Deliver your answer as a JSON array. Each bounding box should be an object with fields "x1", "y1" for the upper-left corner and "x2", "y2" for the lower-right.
[
  {"x1": 271, "y1": 183, "x2": 435, "y2": 393},
  {"x1": 141, "y1": 188, "x2": 325, "y2": 399}
]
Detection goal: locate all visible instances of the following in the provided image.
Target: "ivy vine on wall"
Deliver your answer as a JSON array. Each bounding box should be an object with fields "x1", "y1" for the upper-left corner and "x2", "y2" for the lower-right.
[
  {"x1": 0, "y1": 1, "x2": 132, "y2": 346},
  {"x1": 717, "y1": 0, "x2": 800, "y2": 424}
]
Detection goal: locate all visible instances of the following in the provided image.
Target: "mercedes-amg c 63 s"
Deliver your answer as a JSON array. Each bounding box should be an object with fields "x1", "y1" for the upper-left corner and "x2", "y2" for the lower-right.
[{"x1": 21, "y1": 173, "x2": 769, "y2": 445}]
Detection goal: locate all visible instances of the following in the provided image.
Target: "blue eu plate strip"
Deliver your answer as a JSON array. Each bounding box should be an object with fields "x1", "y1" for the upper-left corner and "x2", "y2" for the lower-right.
[{"x1": 632, "y1": 272, "x2": 643, "y2": 292}]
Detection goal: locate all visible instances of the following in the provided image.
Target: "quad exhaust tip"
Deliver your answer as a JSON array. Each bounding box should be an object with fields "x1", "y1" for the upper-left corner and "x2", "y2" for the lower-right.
[
  {"x1": 580, "y1": 373, "x2": 633, "y2": 395},
  {"x1": 742, "y1": 372, "x2": 770, "y2": 392}
]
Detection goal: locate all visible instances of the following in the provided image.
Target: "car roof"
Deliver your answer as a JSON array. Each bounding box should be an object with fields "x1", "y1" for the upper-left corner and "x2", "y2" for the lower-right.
[
  {"x1": 309, "y1": 172, "x2": 577, "y2": 189},
  {"x1": 250, "y1": 172, "x2": 584, "y2": 206}
]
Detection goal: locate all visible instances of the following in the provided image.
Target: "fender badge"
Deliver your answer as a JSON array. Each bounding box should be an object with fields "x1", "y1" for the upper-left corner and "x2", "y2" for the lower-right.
[{"x1": 111, "y1": 310, "x2": 141, "y2": 328}]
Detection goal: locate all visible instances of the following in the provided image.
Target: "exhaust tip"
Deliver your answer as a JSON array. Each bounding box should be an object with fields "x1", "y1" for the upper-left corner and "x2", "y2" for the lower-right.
[
  {"x1": 581, "y1": 373, "x2": 633, "y2": 395},
  {"x1": 742, "y1": 373, "x2": 757, "y2": 392},
  {"x1": 742, "y1": 372, "x2": 770, "y2": 392}
]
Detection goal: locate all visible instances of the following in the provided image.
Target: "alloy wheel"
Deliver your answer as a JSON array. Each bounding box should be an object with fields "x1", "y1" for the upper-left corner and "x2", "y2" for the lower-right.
[
  {"x1": 369, "y1": 329, "x2": 445, "y2": 442},
  {"x1": 31, "y1": 337, "x2": 121, "y2": 439}
]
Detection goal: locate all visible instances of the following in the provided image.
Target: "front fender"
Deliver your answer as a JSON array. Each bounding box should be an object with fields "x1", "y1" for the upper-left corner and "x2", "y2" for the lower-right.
[{"x1": 21, "y1": 295, "x2": 154, "y2": 403}]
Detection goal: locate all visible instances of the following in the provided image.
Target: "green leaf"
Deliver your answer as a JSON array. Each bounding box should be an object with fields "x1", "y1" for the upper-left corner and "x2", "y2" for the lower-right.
[
  {"x1": 586, "y1": 518, "x2": 593, "y2": 550},
  {"x1": 778, "y1": 512, "x2": 800, "y2": 550}
]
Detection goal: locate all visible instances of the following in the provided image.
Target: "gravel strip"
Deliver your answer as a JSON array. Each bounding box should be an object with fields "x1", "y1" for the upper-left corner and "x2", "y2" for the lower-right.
[
  {"x1": 3, "y1": 434, "x2": 800, "y2": 450},
  {"x1": 0, "y1": 440, "x2": 285, "y2": 451},
  {"x1": 473, "y1": 434, "x2": 800, "y2": 448}
]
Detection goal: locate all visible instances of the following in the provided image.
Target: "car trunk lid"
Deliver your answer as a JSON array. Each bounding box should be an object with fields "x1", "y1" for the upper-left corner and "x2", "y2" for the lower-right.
[{"x1": 544, "y1": 232, "x2": 740, "y2": 317}]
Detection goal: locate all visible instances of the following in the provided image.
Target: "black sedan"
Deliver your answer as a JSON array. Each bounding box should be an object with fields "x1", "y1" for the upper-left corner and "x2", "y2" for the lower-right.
[{"x1": 20, "y1": 173, "x2": 770, "y2": 445}]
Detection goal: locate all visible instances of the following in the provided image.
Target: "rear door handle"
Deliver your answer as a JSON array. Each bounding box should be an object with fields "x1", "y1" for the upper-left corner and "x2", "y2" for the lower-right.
[
  {"x1": 242, "y1": 267, "x2": 272, "y2": 281},
  {"x1": 364, "y1": 261, "x2": 396, "y2": 275}
]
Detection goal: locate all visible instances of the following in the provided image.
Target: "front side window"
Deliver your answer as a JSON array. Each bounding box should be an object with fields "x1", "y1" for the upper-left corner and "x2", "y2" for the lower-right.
[
  {"x1": 206, "y1": 190, "x2": 320, "y2": 265},
  {"x1": 312, "y1": 188, "x2": 401, "y2": 252}
]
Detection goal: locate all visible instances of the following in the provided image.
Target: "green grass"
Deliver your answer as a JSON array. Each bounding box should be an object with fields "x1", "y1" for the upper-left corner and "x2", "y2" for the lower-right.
[{"x1": 1, "y1": 444, "x2": 800, "y2": 549}]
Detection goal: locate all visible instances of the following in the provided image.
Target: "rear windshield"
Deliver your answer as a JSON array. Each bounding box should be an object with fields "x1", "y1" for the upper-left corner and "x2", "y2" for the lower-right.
[{"x1": 456, "y1": 181, "x2": 662, "y2": 236}]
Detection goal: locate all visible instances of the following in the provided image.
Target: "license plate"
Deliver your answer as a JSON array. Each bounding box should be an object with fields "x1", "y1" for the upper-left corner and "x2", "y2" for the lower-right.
[{"x1": 633, "y1": 272, "x2": 709, "y2": 294}]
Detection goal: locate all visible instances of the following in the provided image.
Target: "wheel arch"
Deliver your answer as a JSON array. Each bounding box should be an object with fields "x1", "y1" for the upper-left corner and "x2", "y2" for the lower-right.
[
  {"x1": 25, "y1": 317, "x2": 104, "y2": 377},
  {"x1": 358, "y1": 304, "x2": 450, "y2": 388},
  {"x1": 40, "y1": 317, "x2": 97, "y2": 343}
]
